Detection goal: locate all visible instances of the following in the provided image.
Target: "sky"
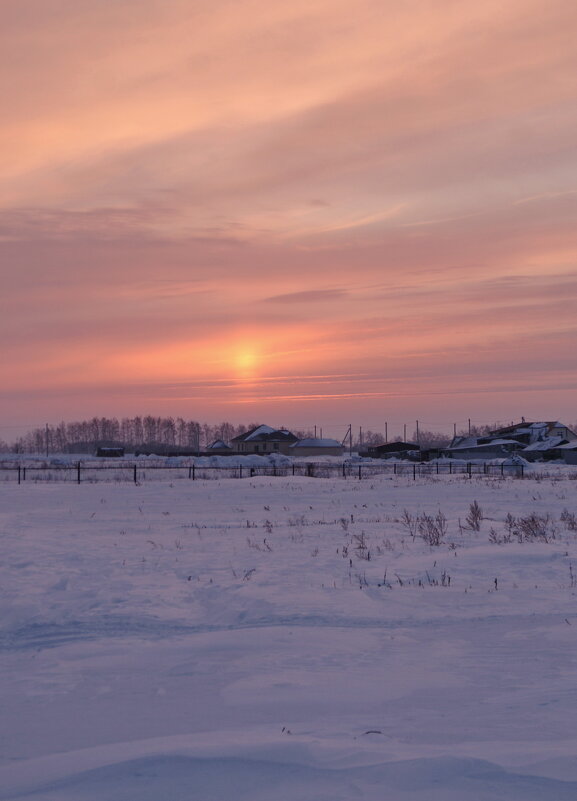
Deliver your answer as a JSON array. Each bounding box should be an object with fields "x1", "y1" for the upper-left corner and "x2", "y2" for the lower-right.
[{"x1": 1, "y1": 0, "x2": 577, "y2": 441}]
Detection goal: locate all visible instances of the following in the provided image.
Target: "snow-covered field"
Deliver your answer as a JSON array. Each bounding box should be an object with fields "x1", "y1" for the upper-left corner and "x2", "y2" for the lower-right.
[{"x1": 2, "y1": 470, "x2": 577, "y2": 799}]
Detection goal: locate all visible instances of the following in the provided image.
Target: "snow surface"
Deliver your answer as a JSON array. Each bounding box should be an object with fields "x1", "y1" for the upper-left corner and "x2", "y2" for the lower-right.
[{"x1": 2, "y1": 470, "x2": 577, "y2": 799}]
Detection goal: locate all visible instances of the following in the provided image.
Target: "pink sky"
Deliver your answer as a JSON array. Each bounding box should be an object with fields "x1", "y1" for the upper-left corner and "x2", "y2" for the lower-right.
[{"x1": 1, "y1": 0, "x2": 577, "y2": 440}]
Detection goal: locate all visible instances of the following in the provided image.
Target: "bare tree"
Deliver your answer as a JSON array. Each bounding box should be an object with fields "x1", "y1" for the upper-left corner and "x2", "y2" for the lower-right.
[{"x1": 412, "y1": 429, "x2": 451, "y2": 448}]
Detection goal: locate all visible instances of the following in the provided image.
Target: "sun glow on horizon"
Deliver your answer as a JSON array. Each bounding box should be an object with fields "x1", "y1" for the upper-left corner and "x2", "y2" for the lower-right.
[{"x1": 234, "y1": 346, "x2": 260, "y2": 377}]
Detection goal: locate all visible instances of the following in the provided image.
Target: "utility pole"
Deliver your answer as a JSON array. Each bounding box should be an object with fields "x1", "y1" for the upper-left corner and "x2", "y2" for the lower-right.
[
  {"x1": 45, "y1": 424, "x2": 49, "y2": 457},
  {"x1": 403, "y1": 423, "x2": 407, "y2": 442},
  {"x1": 416, "y1": 420, "x2": 420, "y2": 444},
  {"x1": 385, "y1": 422, "x2": 388, "y2": 443},
  {"x1": 468, "y1": 418, "x2": 471, "y2": 436},
  {"x1": 342, "y1": 424, "x2": 352, "y2": 456},
  {"x1": 453, "y1": 422, "x2": 457, "y2": 438}
]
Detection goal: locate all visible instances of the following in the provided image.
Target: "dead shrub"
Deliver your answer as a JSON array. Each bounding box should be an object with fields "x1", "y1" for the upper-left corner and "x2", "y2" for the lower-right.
[
  {"x1": 399, "y1": 509, "x2": 418, "y2": 539},
  {"x1": 465, "y1": 500, "x2": 483, "y2": 531},
  {"x1": 515, "y1": 513, "x2": 556, "y2": 543},
  {"x1": 560, "y1": 509, "x2": 577, "y2": 531},
  {"x1": 418, "y1": 511, "x2": 447, "y2": 546}
]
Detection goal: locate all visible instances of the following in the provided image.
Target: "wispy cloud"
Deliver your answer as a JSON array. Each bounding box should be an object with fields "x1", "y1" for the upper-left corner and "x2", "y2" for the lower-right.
[
  {"x1": 262, "y1": 289, "x2": 347, "y2": 304},
  {"x1": 513, "y1": 189, "x2": 577, "y2": 206}
]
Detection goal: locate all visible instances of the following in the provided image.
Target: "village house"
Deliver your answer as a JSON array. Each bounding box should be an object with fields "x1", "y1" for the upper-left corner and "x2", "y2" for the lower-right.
[
  {"x1": 443, "y1": 437, "x2": 523, "y2": 460},
  {"x1": 230, "y1": 425, "x2": 299, "y2": 455},
  {"x1": 444, "y1": 420, "x2": 577, "y2": 461},
  {"x1": 490, "y1": 421, "x2": 577, "y2": 461},
  {"x1": 490, "y1": 421, "x2": 576, "y2": 446}
]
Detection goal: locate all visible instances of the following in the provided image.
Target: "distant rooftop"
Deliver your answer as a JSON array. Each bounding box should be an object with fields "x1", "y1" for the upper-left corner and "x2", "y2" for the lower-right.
[{"x1": 291, "y1": 438, "x2": 343, "y2": 448}]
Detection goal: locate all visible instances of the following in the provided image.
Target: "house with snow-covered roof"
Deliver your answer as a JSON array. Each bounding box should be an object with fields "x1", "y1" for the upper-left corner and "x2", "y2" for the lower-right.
[
  {"x1": 444, "y1": 420, "x2": 577, "y2": 462},
  {"x1": 230, "y1": 425, "x2": 298, "y2": 455},
  {"x1": 489, "y1": 421, "x2": 576, "y2": 446},
  {"x1": 488, "y1": 421, "x2": 576, "y2": 461},
  {"x1": 443, "y1": 436, "x2": 524, "y2": 461}
]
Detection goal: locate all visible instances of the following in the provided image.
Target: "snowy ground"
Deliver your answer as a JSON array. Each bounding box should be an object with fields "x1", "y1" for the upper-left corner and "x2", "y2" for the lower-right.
[{"x1": 2, "y1": 470, "x2": 577, "y2": 799}]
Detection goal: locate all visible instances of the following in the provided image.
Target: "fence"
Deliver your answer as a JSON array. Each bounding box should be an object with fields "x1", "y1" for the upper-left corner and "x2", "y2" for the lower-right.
[{"x1": 0, "y1": 460, "x2": 526, "y2": 484}]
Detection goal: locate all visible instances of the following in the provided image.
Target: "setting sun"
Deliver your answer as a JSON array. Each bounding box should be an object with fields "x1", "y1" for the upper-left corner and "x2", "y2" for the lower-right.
[{"x1": 234, "y1": 346, "x2": 260, "y2": 376}]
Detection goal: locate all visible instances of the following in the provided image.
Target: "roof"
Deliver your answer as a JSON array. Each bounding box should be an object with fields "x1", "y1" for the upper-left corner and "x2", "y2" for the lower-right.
[
  {"x1": 291, "y1": 438, "x2": 343, "y2": 449},
  {"x1": 523, "y1": 436, "x2": 566, "y2": 452},
  {"x1": 231, "y1": 426, "x2": 298, "y2": 443},
  {"x1": 207, "y1": 439, "x2": 232, "y2": 450},
  {"x1": 448, "y1": 435, "x2": 476, "y2": 449},
  {"x1": 492, "y1": 421, "x2": 548, "y2": 433},
  {"x1": 232, "y1": 425, "x2": 275, "y2": 442},
  {"x1": 371, "y1": 441, "x2": 419, "y2": 452},
  {"x1": 492, "y1": 421, "x2": 574, "y2": 437},
  {"x1": 448, "y1": 438, "x2": 520, "y2": 452}
]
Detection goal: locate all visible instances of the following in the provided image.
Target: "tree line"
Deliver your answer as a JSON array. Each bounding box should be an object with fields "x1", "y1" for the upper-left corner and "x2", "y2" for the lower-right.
[
  {"x1": 4, "y1": 417, "x2": 315, "y2": 454},
  {"x1": 1, "y1": 417, "x2": 547, "y2": 455}
]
